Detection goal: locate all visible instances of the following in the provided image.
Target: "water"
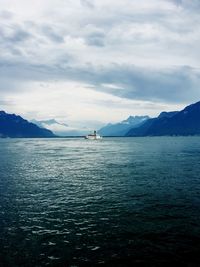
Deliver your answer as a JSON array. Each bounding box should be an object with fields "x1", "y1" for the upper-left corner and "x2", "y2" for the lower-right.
[{"x1": 0, "y1": 137, "x2": 200, "y2": 266}]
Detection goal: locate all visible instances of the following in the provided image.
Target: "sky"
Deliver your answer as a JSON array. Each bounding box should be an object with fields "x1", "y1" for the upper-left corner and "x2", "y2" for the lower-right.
[{"x1": 0, "y1": 0, "x2": 200, "y2": 128}]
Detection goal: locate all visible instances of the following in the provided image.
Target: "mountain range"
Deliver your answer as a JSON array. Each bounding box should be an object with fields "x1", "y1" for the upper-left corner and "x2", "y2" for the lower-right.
[
  {"x1": 31, "y1": 119, "x2": 90, "y2": 136},
  {"x1": 127, "y1": 101, "x2": 200, "y2": 136},
  {"x1": 1, "y1": 101, "x2": 200, "y2": 138},
  {"x1": 98, "y1": 116, "x2": 149, "y2": 136},
  {"x1": 0, "y1": 111, "x2": 55, "y2": 138}
]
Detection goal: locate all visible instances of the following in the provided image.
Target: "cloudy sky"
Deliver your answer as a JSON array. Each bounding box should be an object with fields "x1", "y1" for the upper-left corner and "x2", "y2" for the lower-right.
[{"x1": 0, "y1": 0, "x2": 200, "y2": 128}]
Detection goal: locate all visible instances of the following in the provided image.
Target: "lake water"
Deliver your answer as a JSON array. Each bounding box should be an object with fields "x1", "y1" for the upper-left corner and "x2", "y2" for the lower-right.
[{"x1": 0, "y1": 137, "x2": 200, "y2": 266}]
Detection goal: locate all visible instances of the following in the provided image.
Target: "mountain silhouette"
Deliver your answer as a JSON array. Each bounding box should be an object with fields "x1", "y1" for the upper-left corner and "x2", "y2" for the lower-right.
[
  {"x1": 0, "y1": 111, "x2": 55, "y2": 138},
  {"x1": 98, "y1": 116, "x2": 149, "y2": 136},
  {"x1": 127, "y1": 101, "x2": 200, "y2": 136}
]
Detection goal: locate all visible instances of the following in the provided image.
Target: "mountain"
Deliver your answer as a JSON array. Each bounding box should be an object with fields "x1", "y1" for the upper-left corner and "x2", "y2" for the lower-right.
[
  {"x1": 158, "y1": 111, "x2": 178, "y2": 119},
  {"x1": 0, "y1": 111, "x2": 55, "y2": 138},
  {"x1": 127, "y1": 101, "x2": 200, "y2": 136},
  {"x1": 32, "y1": 119, "x2": 89, "y2": 136},
  {"x1": 98, "y1": 116, "x2": 150, "y2": 136},
  {"x1": 31, "y1": 119, "x2": 69, "y2": 129}
]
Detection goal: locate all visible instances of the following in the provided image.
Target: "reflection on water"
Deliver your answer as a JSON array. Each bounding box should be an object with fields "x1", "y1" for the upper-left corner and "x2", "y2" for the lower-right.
[{"x1": 0, "y1": 137, "x2": 200, "y2": 266}]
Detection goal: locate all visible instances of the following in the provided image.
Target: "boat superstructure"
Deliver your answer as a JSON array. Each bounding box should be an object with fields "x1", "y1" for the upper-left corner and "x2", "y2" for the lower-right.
[{"x1": 85, "y1": 130, "x2": 102, "y2": 140}]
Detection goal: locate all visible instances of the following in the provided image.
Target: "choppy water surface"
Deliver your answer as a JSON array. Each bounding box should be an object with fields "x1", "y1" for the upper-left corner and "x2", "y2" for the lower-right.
[{"x1": 1, "y1": 137, "x2": 200, "y2": 266}]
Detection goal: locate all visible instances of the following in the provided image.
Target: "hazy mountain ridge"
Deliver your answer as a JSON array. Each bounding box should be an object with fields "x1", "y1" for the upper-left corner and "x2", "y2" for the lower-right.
[
  {"x1": 0, "y1": 111, "x2": 55, "y2": 138},
  {"x1": 32, "y1": 119, "x2": 90, "y2": 136},
  {"x1": 31, "y1": 119, "x2": 69, "y2": 128},
  {"x1": 98, "y1": 116, "x2": 150, "y2": 136}
]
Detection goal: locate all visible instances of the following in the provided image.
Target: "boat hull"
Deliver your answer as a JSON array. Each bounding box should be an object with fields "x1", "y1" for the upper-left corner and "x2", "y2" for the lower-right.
[{"x1": 85, "y1": 135, "x2": 102, "y2": 140}]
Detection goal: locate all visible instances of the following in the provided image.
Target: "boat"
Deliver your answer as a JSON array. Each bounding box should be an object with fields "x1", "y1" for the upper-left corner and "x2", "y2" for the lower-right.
[{"x1": 85, "y1": 130, "x2": 102, "y2": 140}]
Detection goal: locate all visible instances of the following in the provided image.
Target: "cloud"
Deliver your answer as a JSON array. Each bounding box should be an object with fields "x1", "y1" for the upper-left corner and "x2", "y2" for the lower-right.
[
  {"x1": 0, "y1": 24, "x2": 31, "y2": 45},
  {"x1": 168, "y1": 0, "x2": 200, "y2": 9},
  {"x1": 80, "y1": 0, "x2": 95, "y2": 9},
  {"x1": 0, "y1": 0, "x2": 200, "y2": 125},
  {"x1": 0, "y1": 10, "x2": 14, "y2": 19},
  {"x1": 40, "y1": 25, "x2": 65, "y2": 43},
  {"x1": 0, "y1": 57, "x2": 199, "y2": 104},
  {"x1": 82, "y1": 65, "x2": 200, "y2": 104},
  {"x1": 0, "y1": 99, "x2": 13, "y2": 106},
  {"x1": 85, "y1": 31, "x2": 105, "y2": 47}
]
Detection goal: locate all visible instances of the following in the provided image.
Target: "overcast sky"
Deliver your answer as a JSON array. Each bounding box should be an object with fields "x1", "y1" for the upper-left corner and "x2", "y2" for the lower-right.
[{"x1": 0, "y1": 0, "x2": 200, "y2": 127}]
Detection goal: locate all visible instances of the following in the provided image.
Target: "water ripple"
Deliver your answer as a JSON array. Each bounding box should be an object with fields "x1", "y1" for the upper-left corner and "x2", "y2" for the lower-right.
[{"x1": 0, "y1": 137, "x2": 200, "y2": 266}]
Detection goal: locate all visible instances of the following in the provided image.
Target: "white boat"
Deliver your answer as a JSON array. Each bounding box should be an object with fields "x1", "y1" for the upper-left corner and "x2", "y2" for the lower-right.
[{"x1": 85, "y1": 130, "x2": 102, "y2": 140}]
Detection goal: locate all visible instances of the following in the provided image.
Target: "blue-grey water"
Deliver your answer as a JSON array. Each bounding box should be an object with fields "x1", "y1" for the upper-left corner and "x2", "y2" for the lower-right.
[{"x1": 0, "y1": 137, "x2": 200, "y2": 267}]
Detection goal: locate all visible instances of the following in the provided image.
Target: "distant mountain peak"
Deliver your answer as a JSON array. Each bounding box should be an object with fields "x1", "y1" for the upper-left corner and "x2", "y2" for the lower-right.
[
  {"x1": 98, "y1": 115, "x2": 150, "y2": 136},
  {"x1": 122, "y1": 115, "x2": 149, "y2": 123},
  {"x1": 31, "y1": 118, "x2": 89, "y2": 136},
  {"x1": 32, "y1": 119, "x2": 69, "y2": 128}
]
